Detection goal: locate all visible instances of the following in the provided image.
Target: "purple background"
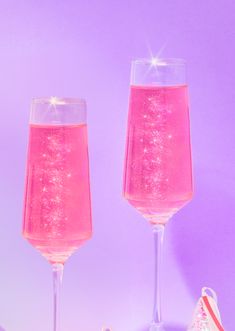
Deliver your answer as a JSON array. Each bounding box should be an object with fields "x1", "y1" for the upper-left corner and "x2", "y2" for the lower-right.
[{"x1": 0, "y1": 0, "x2": 234, "y2": 330}]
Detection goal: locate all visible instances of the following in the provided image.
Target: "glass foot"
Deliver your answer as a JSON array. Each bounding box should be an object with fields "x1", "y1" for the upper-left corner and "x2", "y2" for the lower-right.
[{"x1": 149, "y1": 322, "x2": 165, "y2": 331}]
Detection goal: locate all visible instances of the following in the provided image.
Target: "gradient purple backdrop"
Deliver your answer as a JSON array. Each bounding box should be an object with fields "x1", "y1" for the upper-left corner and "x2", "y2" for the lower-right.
[{"x1": 0, "y1": 0, "x2": 234, "y2": 330}]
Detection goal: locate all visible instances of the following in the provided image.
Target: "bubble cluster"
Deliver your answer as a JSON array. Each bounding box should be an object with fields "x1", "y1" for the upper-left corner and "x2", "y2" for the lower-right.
[
  {"x1": 31, "y1": 130, "x2": 72, "y2": 237},
  {"x1": 129, "y1": 89, "x2": 173, "y2": 199}
]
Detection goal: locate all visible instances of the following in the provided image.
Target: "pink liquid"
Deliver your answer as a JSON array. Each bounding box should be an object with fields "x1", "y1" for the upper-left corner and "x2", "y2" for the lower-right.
[
  {"x1": 123, "y1": 85, "x2": 193, "y2": 224},
  {"x1": 23, "y1": 124, "x2": 92, "y2": 264}
]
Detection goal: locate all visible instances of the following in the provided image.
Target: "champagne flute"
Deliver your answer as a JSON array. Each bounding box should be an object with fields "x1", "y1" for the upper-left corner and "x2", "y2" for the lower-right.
[
  {"x1": 123, "y1": 58, "x2": 193, "y2": 330},
  {"x1": 23, "y1": 97, "x2": 92, "y2": 331}
]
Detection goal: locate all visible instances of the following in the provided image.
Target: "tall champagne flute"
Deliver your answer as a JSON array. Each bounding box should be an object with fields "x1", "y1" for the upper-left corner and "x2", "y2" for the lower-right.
[
  {"x1": 23, "y1": 97, "x2": 92, "y2": 331},
  {"x1": 123, "y1": 58, "x2": 193, "y2": 330}
]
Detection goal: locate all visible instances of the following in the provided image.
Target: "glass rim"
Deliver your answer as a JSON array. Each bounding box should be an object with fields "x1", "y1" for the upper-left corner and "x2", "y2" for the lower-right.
[
  {"x1": 132, "y1": 57, "x2": 186, "y2": 66},
  {"x1": 32, "y1": 96, "x2": 86, "y2": 106}
]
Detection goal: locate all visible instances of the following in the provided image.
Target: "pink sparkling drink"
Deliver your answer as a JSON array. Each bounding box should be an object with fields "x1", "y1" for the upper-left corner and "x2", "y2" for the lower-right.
[
  {"x1": 23, "y1": 99, "x2": 92, "y2": 264},
  {"x1": 123, "y1": 84, "x2": 193, "y2": 224}
]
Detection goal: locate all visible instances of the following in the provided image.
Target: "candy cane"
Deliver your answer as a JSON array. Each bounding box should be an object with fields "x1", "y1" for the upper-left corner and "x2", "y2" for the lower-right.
[{"x1": 202, "y1": 296, "x2": 224, "y2": 331}]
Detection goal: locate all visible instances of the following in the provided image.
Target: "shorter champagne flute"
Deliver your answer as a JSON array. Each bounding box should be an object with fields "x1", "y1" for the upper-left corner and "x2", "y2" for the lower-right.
[{"x1": 23, "y1": 97, "x2": 92, "y2": 331}]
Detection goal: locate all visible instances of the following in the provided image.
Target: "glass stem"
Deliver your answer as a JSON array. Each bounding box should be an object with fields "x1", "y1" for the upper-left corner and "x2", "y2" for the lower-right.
[
  {"x1": 151, "y1": 224, "x2": 165, "y2": 329},
  {"x1": 52, "y1": 263, "x2": 64, "y2": 331}
]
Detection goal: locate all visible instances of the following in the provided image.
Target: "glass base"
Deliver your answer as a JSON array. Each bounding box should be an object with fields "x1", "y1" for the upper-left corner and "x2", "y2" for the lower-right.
[
  {"x1": 149, "y1": 322, "x2": 165, "y2": 331},
  {"x1": 147, "y1": 323, "x2": 185, "y2": 331}
]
